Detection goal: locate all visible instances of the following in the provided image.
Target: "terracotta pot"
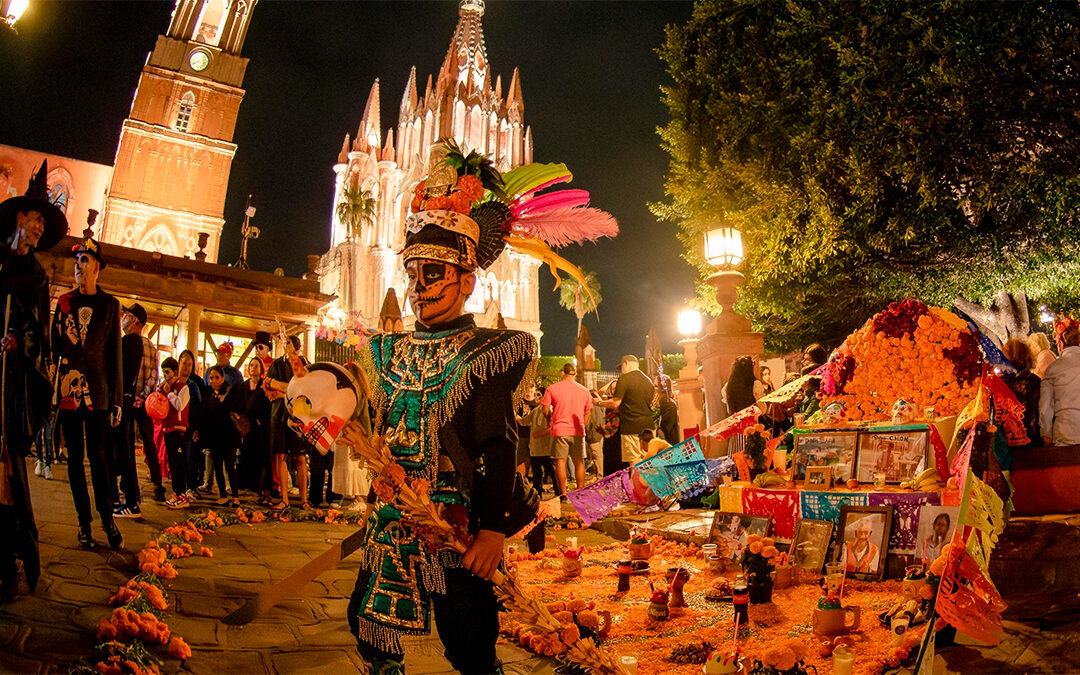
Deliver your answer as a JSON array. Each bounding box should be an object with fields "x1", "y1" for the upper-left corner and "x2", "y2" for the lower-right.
[
  {"x1": 628, "y1": 541, "x2": 652, "y2": 560},
  {"x1": 667, "y1": 567, "x2": 691, "y2": 607},
  {"x1": 812, "y1": 606, "x2": 861, "y2": 636},
  {"x1": 595, "y1": 609, "x2": 612, "y2": 641},
  {"x1": 647, "y1": 600, "x2": 669, "y2": 621},
  {"x1": 562, "y1": 557, "x2": 582, "y2": 577}
]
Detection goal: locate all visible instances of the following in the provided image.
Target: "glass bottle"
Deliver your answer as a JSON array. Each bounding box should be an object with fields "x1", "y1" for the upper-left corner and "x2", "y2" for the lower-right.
[
  {"x1": 733, "y1": 573, "x2": 749, "y2": 625},
  {"x1": 617, "y1": 560, "x2": 632, "y2": 592}
]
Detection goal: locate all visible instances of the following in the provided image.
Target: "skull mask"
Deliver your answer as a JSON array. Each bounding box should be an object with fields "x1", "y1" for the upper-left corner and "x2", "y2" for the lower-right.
[
  {"x1": 891, "y1": 398, "x2": 916, "y2": 425},
  {"x1": 285, "y1": 363, "x2": 361, "y2": 455},
  {"x1": 406, "y1": 259, "x2": 474, "y2": 325}
]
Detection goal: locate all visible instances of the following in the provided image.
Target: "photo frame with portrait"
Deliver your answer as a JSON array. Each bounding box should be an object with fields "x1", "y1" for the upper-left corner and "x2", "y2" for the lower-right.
[
  {"x1": 788, "y1": 518, "x2": 834, "y2": 573},
  {"x1": 836, "y1": 505, "x2": 893, "y2": 581},
  {"x1": 916, "y1": 505, "x2": 959, "y2": 563},
  {"x1": 855, "y1": 430, "x2": 928, "y2": 483},
  {"x1": 804, "y1": 466, "x2": 833, "y2": 490},
  {"x1": 792, "y1": 431, "x2": 858, "y2": 481},
  {"x1": 708, "y1": 512, "x2": 772, "y2": 564}
]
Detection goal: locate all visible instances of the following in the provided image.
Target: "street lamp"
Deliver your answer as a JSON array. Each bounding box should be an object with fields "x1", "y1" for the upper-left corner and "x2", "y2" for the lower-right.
[
  {"x1": 704, "y1": 227, "x2": 743, "y2": 270},
  {"x1": 2, "y1": 0, "x2": 29, "y2": 30},
  {"x1": 674, "y1": 308, "x2": 705, "y2": 442},
  {"x1": 703, "y1": 226, "x2": 751, "y2": 334},
  {"x1": 695, "y1": 225, "x2": 763, "y2": 450}
]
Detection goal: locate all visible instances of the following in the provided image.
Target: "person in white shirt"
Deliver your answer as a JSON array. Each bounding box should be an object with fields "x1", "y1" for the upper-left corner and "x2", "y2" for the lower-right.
[{"x1": 1040, "y1": 319, "x2": 1080, "y2": 446}]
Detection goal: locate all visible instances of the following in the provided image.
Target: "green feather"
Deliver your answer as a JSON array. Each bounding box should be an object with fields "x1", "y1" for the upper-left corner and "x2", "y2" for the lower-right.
[{"x1": 501, "y1": 163, "x2": 573, "y2": 201}]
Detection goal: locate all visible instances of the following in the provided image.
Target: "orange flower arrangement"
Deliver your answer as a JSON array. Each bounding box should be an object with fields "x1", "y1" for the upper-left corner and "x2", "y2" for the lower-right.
[{"x1": 821, "y1": 303, "x2": 981, "y2": 421}]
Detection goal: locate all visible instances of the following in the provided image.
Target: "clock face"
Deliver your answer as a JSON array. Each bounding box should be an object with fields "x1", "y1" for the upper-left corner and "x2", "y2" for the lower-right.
[{"x1": 189, "y1": 50, "x2": 210, "y2": 72}]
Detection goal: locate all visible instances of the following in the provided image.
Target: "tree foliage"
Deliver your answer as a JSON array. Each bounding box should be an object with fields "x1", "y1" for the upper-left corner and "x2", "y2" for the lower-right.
[
  {"x1": 336, "y1": 183, "x2": 376, "y2": 242},
  {"x1": 655, "y1": 0, "x2": 1080, "y2": 352}
]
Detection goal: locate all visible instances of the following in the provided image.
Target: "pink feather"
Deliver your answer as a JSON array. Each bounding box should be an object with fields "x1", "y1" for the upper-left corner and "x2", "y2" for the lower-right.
[
  {"x1": 509, "y1": 207, "x2": 619, "y2": 247},
  {"x1": 510, "y1": 189, "x2": 591, "y2": 217}
]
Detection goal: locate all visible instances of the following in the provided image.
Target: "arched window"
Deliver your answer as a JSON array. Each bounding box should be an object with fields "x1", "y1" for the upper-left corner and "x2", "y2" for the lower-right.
[
  {"x1": 194, "y1": 0, "x2": 230, "y2": 46},
  {"x1": 175, "y1": 91, "x2": 196, "y2": 132}
]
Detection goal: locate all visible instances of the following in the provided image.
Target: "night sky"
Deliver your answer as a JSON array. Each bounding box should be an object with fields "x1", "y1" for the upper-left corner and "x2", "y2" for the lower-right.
[{"x1": 0, "y1": 0, "x2": 697, "y2": 365}]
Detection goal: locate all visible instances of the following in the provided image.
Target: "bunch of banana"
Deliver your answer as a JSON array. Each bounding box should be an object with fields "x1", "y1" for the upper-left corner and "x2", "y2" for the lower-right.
[
  {"x1": 900, "y1": 468, "x2": 942, "y2": 491},
  {"x1": 752, "y1": 471, "x2": 788, "y2": 488}
]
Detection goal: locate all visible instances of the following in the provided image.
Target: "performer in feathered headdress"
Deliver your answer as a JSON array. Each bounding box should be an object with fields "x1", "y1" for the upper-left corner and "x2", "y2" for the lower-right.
[
  {"x1": 1041, "y1": 315, "x2": 1080, "y2": 446},
  {"x1": 344, "y1": 140, "x2": 617, "y2": 673}
]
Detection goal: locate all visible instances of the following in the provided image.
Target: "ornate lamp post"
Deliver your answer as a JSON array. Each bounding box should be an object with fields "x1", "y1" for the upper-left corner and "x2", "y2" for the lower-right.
[
  {"x1": 675, "y1": 309, "x2": 706, "y2": 441},
  {"x1": 697, "y1": 226, "x2": 763, "y2": 454}
]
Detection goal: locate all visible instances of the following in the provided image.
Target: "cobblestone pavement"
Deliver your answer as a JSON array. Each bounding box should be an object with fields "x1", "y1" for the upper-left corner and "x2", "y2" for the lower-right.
[{"x1": 4, "y1": 459, "x2": 1080, "y2": 674}]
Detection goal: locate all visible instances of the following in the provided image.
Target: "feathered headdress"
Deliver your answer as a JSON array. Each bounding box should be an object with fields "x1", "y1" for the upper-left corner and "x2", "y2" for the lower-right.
[
  {"x1": 1054, "y1": 315, "x2": 1079, "y2": 351},
  {"x1": 403, "y1": 139, "x2": 618, "y2": 311}
]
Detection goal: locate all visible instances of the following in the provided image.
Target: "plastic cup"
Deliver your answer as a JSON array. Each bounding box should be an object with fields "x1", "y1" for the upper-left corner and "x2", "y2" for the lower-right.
[
  {"x1": 619, "y1": 655, "x2": 638, "y2": 674},
  {"x1": 833, "y1": 646, "x2": 854, "y2": 675},
  {"x1": 794, "y1": 413, "x2": 806, "y2": 427}
]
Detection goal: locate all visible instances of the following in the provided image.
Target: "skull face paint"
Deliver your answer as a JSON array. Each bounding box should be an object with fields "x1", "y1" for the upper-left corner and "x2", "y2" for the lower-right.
[
  {"x1": 285, "y1": 363, "x2": 360, "y2": 455},
  {"x1": 405, "y1": 258, "x2": 475, "y2": 325}
]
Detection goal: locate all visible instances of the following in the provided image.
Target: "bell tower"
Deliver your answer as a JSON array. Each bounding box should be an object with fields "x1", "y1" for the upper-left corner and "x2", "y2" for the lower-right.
[{"x1": 100, "y1": 0, "x2": 257, "y2": 262}]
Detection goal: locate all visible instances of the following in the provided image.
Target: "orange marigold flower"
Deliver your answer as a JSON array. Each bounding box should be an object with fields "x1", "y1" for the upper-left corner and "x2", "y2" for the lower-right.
[
  {"x1": 200, "y1": 546, "x2": 213, "y2": 558},
  {"x1": 168, "y1": 636, "x2": 192, "y2": 660},
  {"x1": 560, "y1": 624, "x2": 581, "y2": 645},
  {"x1": 448, "y1": 191, "x2": 472, "y2": 214},
  {"x1": 762, "y1": 546, "x2": 779, "y2": 559},
  {"x1": 456, "y1": 174, "x2": 485, "y2": 201},
  {"x1": 427, "y1": 195, "x2": 452, "y2": 211},
  {"x1": 919, "y1": 584, "x2": 935, "y2": 600},
  {"x1": 746, "y1": 533, "x2": 762, "y2": 544},
  {"x1": 576, "y1": 610, "x2": 599, "y2": 629},
  {"x1": 384, "y1": 463, "x2": 407, "y2": 487},
  {"x1": 372, "y1": 479, "x2": 396, "y2": 503},
  {"x1": 748, "y1": 541, "x2": 764, "y2": 555},
  {"x1": 410, "y1": 478, "x2": 430, "y2": 499}
]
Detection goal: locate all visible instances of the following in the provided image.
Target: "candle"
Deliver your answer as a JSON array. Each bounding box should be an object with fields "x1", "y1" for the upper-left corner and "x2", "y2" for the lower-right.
[
  {"x1": 619, "y1": 655, "x2": 638, "y2": 674},
  {"x1": 832, "y1": 646, "x2": 855, "y2": 675},
  {"x1": 566, "y1": 536, "x2": 578, "y2": 550}
]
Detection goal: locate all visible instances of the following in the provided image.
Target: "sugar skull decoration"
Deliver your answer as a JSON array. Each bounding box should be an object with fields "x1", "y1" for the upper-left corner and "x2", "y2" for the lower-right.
[
  {"x1": 285, "y1": 362, "x2": 364, "y2": 455},
  {"x1": 704, "y1": 650, "x2": 742, "y2": 675},
  {"x1": 891, "y1": 398, "x2": 917, "y2": 425},
  {"x1": 821, "y1": 401, "x2": 846, "y2": 425}
]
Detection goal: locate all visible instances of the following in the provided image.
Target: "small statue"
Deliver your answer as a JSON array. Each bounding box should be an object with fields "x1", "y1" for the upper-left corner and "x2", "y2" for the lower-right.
[
  {"x1": 821, "y1": 401, "x2": 846, "y2": 425},
  {"x1": 562, "y1": 547, "x2": 583, "y2": 578},
  {"x1": 647, "y1": 585, "x2": 670, "y2": 621},
  {"x1": 891, "y1": 398, "x2": 917, "y2": 425},
  {"x1": 704, "y1": 650, "x2": 742, "y2": 675}
]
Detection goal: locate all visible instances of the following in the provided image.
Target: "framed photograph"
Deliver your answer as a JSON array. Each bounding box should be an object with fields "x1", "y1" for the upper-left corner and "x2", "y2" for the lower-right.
[
  {"x1": 855, "y1": 430, "x2": 929, "y2": 483},
  {"x1": 804, "y1": 466, "x2": 833, "y2": 490},
  {"x1": 788, "y1": 518, "x2": 834, "y2": 573},
  {"x1": 792, "y1": 431, "x2": 857, "y2": 482},
  {"x1": 836, "y1": 505, "x2": 893, "y2": 581},
  {"x1": 916, "y1": 505, "x2": 959, "y2": 563},
  {"x1": 708, "y1": 512, "x2": 772, "y2": 564}
]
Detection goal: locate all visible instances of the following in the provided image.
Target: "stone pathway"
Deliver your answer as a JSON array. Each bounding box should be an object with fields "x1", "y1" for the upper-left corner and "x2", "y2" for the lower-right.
[{"x1": 5, "y1": 457, "x2": 1080, "y2": 674}]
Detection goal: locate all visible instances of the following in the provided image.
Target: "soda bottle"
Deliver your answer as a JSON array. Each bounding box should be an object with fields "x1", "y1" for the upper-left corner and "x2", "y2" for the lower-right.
[{"x1": 733, "y1": 574, "x2": 749, "y2": 626}]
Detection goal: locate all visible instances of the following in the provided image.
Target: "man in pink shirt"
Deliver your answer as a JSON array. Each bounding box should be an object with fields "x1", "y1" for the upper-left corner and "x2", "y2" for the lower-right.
[{"x1": 540, "y1": 363, "x2": 594, "y2": 496}]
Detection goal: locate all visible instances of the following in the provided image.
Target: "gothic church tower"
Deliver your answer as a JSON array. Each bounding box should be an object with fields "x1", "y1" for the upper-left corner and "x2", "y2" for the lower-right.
[
  {"x1": 320, "y1": 0, "x2": 541, "y2": 338},
  {"x1": 100, "y1": 0, "x2": 256, "y2": 262}
]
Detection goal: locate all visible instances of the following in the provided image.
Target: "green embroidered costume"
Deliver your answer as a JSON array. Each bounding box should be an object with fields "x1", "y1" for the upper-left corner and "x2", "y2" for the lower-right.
[{"x1": 351, "y1": 315, "x2": 535, "y2": 654}]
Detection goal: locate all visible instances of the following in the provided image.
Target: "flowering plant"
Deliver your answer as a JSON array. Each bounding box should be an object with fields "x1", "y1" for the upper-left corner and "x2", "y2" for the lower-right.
[
  {"x1": 742, "y1": 424, "x2": 770, "y2": 469},
  {"x1": 747, "y1": 639, "x2": 810, "y2": 675},
  {"x1": 739, "y1": 534, "x2": 780, "y2": 584}
]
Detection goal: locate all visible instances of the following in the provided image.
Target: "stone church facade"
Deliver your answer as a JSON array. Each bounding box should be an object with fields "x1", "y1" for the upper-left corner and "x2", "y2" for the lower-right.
[{"x1": 318, "y1": 0, "x2": 543, "y2": 339}]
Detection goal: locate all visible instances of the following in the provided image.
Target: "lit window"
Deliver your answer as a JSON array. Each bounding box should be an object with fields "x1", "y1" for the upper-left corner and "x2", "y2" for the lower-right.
[{"x1": 175, "y1": 92, "x2": 196, "y2": 132}]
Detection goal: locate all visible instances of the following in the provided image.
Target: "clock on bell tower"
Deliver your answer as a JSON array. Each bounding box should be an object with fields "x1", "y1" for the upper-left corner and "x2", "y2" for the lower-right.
[{"x1": 100, "y1": 0, "x2": 258, "y2": 262}]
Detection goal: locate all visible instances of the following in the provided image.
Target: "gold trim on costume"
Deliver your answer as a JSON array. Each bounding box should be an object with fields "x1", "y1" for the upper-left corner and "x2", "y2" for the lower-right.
[{"x1": 401, "y1": 241, "x2": 477, "y2": 270}]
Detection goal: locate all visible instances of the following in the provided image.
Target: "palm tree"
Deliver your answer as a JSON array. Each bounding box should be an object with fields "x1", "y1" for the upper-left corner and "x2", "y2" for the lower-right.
[
  {"x1": 558, "y1": 269, "x2": 602, "y2": 346},
  {"x1": 336, "y1": 182, "x2": 376, "y2": 243}
]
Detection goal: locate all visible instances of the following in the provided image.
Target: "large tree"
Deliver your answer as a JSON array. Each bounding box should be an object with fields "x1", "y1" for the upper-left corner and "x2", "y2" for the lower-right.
[{"x1": 655, "y1": 0, "x2": 1080, "y2": 352}]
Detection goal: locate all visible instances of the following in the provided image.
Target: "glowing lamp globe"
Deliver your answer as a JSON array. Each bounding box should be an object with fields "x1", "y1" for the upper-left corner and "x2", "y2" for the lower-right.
[
  {"x1": 704, "y1": 227, "x2": 744, "y2": 270},
  {"x1": 145, "y1": 391, "x2": 170, "y2": 420},
  {"x1": 677, "y1": 309, "x2": 702, "y2": 337},
  {"x1": 2, "y1": 0, "x2": 29, "y2": 28}
]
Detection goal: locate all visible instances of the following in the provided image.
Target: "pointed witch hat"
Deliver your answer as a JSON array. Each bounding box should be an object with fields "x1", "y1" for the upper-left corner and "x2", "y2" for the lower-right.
[{"x1": 0, "y1": 160, "x2": 69, "y2": 252}]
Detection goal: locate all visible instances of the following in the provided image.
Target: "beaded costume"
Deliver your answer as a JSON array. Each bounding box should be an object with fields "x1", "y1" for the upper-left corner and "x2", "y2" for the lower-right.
[{"x1": 352, "y1": 318, "x2": 536, "y2": 653}]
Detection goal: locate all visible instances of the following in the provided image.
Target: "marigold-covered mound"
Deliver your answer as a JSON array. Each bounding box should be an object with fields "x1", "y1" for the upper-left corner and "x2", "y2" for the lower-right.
[{"x1": 821, "y1": 299, "x2": 983, "y2": 421}]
